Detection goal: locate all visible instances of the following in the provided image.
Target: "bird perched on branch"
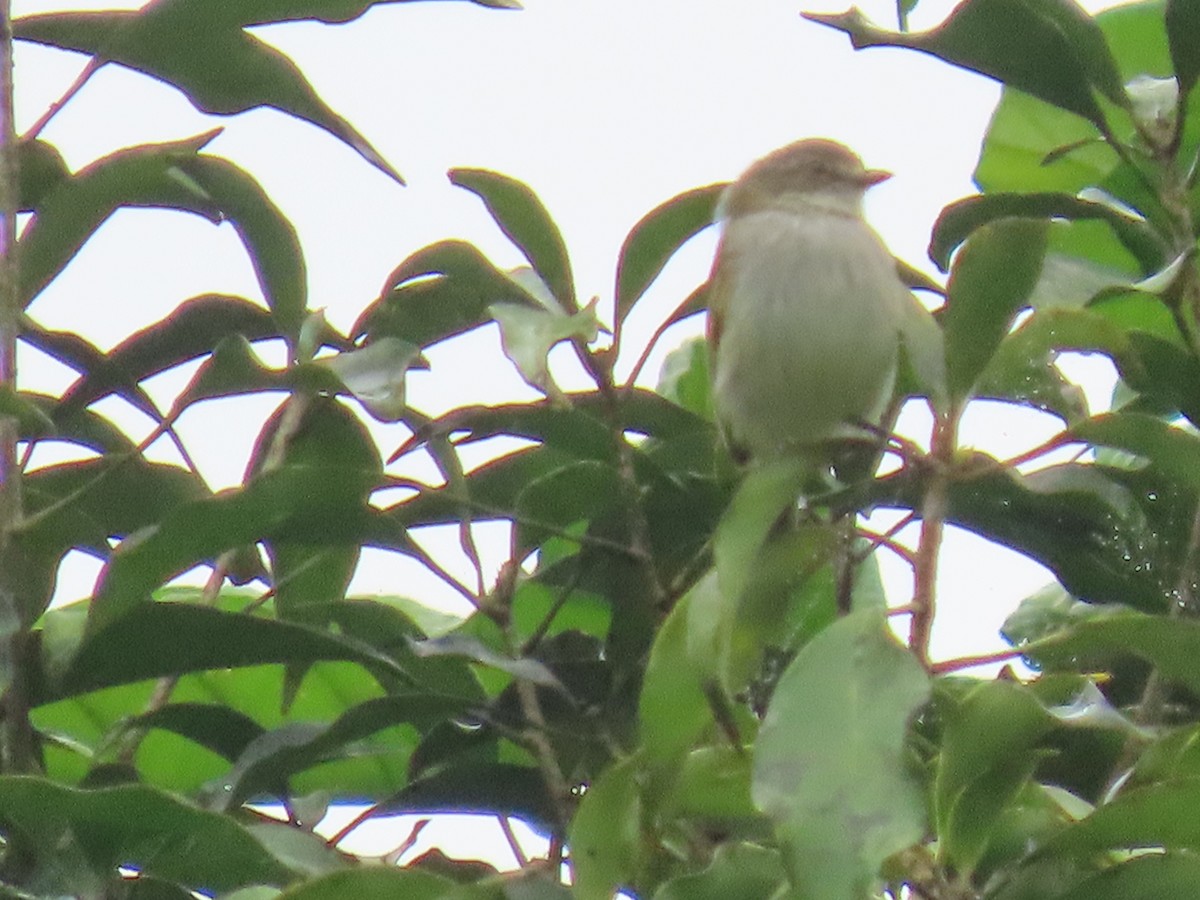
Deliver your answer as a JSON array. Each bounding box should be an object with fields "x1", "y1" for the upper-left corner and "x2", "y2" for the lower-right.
[{"x1": 707, "y1": 139, "x2": 911, "y2": 476}]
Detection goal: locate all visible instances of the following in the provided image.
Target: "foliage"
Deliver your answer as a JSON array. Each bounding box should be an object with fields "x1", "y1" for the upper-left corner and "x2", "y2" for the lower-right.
[{"x1": 5, "y1": 0, "x2": 1200, "y2": 898}]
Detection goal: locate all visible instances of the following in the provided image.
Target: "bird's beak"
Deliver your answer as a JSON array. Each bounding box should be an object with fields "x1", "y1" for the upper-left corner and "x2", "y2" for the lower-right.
[{"x1": 863, "y1": 168, "x2": 892, "y2": 186}]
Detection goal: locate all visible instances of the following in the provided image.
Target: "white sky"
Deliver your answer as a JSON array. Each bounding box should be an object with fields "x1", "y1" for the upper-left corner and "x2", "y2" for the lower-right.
[{"x1": 13, "y1": 0, "x2": 1131, "y2": 683}]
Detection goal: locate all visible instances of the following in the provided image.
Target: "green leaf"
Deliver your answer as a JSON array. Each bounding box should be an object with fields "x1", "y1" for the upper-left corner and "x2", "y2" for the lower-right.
[
  {"x1": 490, "y1": 297, "x2": 602, "y2": 397},
  {"x1": 712, "y1": 459, "x2": 807, "y2": 607},
  {"x1": 450, "y1": 168, "x2": 576, "y2": 310},
  {"x1": 19, "y1": 138, "x2": 69, "y2": 211},
  {"x1": 256, "y1": 398, "x2": 381, "y2": 626},
  {"x1": 929, "y1": 192, "x2": 1165, "y2": 275},
  {"x1": 639, "y1": 572, "x2": 720, "y2": 763},
  {"x1": 614, "y1": 183, "x2": 723, "y2": 327},
  {"x1": 57, "y1": 294, "x2": 278, "y2": 414},
  {"x1": 16, "y1": 132, "x2": 222, "y2": 307},
  {"x1": 1071, "y1": 411, "x2": 1200, "y2": 492},
  {"x1": 944, "y1": 217, "x2": 1048, "y2": 402},
  {"x1": 1056, "y1": 854, "x2": 1200, "y2": 900},
  {"x1": 276, "y1": 867, "x2": 454, "y2": 900},
  {"x1": 934, "y1": 681, "x2": 1052, "y2": 875},
  {"x1": 652, "y1": 842, "x2": 787, "y2": 900},
  {"x1": 1167, "y1": 0, "x2": 1200, "y2": 104},
  {"x1": 805, "y1": 0, "x2": 1126, "y2": 130},
  {"x1": 182, "y1": 156, "x2": 309, "y2": 338},
  {"x1": 657, "y1": 337, "x2": 713, "y2": 421},
  {"x1": 50, "y1": 603, "x2": 407, "y2": 702},
  {"x1": 0, "y1": 777, "x2": 296, "y2": 892},
  {"x1": 15, "y1": 8, "x2": 402, "y2": 183},
  {"x1": 318, "y1": 337, "x2": 427, "y2": 422},
  {"x1": 1024, "y1": 610, "x2": 1200, "y2": 698},
  {"x1": 1038, "y1": 777, "x2": 1200, "y2": 857},
  {"x1": 354, "y1": 240, "x2": 539, "y2": 347},
  {"x1": 751, "y1": 610, "x2": 929, "y2": 900},
  {"x1": 569, "y1": 755, "x2": 643, "y2": 900},
  {"x1": 217, "y1": 694, "x2": 467, "y2": 809},
  {"x1": 89, "y1": 398, "x2": 383, "y2": 633}
]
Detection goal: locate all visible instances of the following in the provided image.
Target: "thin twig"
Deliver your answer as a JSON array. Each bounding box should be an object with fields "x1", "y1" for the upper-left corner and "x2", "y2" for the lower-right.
[
  {"x1": 497, "y1": 814, "x2": 530, "y2": 868},
  {"x1": 22, "y1": 56, "x2": 102, "y2": 141}
]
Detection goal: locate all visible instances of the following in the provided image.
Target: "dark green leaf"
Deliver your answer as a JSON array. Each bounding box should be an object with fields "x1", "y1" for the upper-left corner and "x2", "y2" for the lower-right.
[
  {"x1": 19, "y1": 138, "x2": 69, "y2": 211},
  {"x1": 805, "y1": 0, "x2": 1126, "y2": 130},
  {"x1": 15, "y1": 8, "x2": 402, "y2": 182},
  {"x1": 614, "y1": 184, "x2": 723, "y2": 327},
  {"x1": 133, "y1": 702, "x2": 266, "y2": 761},
  {"x1": 256, "y1": 399, "x2": 381, "y2": 626},
  {"x1": 1056, "y1": 854, "x2": 1200, "y2": 900},
  {"x1": 1071, "y1": 412, "x2": 1200, "y2": 492},
  {"x1": 944, "y1": 217, "x2": 1048, "y2": 401},
  {"x1": 1167, "y1": 0, "x2": 1200, "y2": 103},
  {"x1": 354, "y1": 240, "x2": 538, "y2": 348},
  {"x1": 1025, "y1": 611, "x2": 1200, "y2": 697},
  {"x1": 0, "y1": 777, "x2": 295, "y2": 892},
  {"x1": 182, "y1": 157, "x2": 309, "y2": 338},
  {"x1": 1039, "y1": 777, "x2": 1200, "y2": 857},
  {"x1": 90, "y1": 399, "x2": 383, "y2": 634},
  {"x1": 58, "y1": 295, "x2": 278, "y2": 413},
  {"x1": 929, "y1": 192, "x2": 1164, "y2": 275},
  {"x1": 16, "y1": 132, "x2": 222, "y2": 307},
  {"x1": 450, "y1": 169, "x2": 576, "y2": 310},
  {"x1": 50, "y1": 603, "x2": 407, "y2": 702}
]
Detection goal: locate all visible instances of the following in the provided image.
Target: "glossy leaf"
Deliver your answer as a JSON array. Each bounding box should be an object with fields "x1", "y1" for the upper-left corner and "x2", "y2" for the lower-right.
[{"x1": 751, "y1": 610, "x2": 929, "y2": 900}]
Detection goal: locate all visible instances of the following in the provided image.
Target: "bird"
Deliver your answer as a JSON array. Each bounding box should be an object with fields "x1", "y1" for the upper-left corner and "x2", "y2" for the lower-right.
[{"x1": 706, "y1": 139, "x2": 911, "y2": 476}]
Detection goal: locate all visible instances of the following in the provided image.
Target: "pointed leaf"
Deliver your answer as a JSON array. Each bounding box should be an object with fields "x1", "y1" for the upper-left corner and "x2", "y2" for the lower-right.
[
  {"x1": 1167, "y1": 0, "x2": 1200, "y2": 103},
  {"x1": 58, "y1": 295, "x2": 278, "y2": 413},
  {"x1": 17, "y1": 132, "x2": 222, "y2": 307},
  {"x1": 450, "y1": 168, "x2": 576, "y2": 310},
  {"x1": 805, "y1": 0, "x2": 1125, "y2": 129},
  {"x1": 930, "y1": 192, "x2": 1165, "y2": 275},
  {"x1": 944, "y1": 217, "x2": 1048, "y2": 401},
  {"x1": 355, "y1": 240, "x2": 539, "y2": 347},
  {"x1": 15, "y1": 8, "x2": 402, "y2": 182},
  {"x1": 614, "y1": 183, "x2": 723, "y2": 326},
  {"x1": 0, "y1": 777, "x2": 295, "y2": 892}
]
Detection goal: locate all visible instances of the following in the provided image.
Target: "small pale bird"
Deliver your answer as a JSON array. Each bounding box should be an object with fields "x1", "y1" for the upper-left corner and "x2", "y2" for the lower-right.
[{"x1": 707, "y1": 139, "x2": 910, "y2": 471}]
